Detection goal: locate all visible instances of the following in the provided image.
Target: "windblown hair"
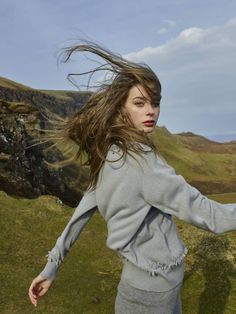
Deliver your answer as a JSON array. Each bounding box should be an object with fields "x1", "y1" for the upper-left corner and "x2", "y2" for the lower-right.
[{"x1": 32, "y1": 40, "x2": 162, "y2": 190}]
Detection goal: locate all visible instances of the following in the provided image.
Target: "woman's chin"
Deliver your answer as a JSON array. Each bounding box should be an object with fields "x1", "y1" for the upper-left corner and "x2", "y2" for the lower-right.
[{"x1": 143, "y1": 126, "x2": 155, "y2": 133}]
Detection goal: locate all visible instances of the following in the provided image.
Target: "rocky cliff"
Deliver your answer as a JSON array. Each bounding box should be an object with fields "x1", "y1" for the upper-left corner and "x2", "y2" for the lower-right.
[{"x1": 0, "y1": 78, "x2": 92, "y2": 207}]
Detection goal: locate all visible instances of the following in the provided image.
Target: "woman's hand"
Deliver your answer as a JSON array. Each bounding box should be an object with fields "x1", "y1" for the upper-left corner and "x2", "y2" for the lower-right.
[{"x1": 28, "y1": 275, "x2": 53, "y2": 307}]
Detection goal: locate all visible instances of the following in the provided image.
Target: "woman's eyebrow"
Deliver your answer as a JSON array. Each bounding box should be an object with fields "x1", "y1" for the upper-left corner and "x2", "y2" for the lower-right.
[
  {"x1": 133, "y1": 96, "x2": 161, "y2": 102},
  {"x1": 133, "y1": 96, "x2": 146, "y2": 100}
]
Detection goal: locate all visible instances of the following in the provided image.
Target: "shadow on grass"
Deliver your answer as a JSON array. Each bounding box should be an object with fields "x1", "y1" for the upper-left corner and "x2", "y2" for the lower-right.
[{"x1": 183, "y1": 235, "x2": 236, "y2": 314}]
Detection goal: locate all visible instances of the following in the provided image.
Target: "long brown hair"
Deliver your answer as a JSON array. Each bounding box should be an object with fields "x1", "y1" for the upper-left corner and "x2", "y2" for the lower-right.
[{"x1": 31, "y1": 40, "x2": 162, "y2": 190}]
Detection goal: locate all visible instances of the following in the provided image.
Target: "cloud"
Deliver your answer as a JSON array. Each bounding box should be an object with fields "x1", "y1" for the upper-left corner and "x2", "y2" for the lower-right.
[
  {"x1": 158, "y1": 19, "x2": 177, "y2": 35},
  {"x1": 164, "y1": 19, "x2": 177, "y2": 28},
  {"x1": 158, "y1": 27, "x2": 168, "y2": 34},
  {"x1": 123, "y1": 18, "x2": 236, "y2": 135}
]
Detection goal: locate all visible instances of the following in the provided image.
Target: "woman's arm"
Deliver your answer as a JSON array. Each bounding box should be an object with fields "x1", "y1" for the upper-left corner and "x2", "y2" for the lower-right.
[
  {"x1": 142, "y1": 152, "x2": 236, "y2": 234},
  {"x1": 39, "y1": 188, "x2": 97, "y2": 281}
]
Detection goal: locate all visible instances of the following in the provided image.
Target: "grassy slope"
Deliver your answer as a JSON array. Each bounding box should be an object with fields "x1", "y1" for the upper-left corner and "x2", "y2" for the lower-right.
[
  {"x1": 0, "y1": 76, "x2": 82, "y2": 102},
  {"x1": 1, "y1": 191, "x2": 236, "y2": 314},
  {"x1": 152, "y1": 127, "x2": 236, "y2": 184},
  {"x1": 0, "y1": 76, "x2": 34, "y2": 90}
]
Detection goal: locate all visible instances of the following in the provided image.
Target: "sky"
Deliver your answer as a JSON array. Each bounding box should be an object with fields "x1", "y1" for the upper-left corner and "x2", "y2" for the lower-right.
[{"x1": 1, "y1": 0, "x2": 236, "y2": 142}]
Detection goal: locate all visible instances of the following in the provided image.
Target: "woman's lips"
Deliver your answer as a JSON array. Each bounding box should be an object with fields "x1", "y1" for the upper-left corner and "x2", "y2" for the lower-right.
[{"x1": 143, "y1": 121, "x2": 155, "y2": 126}]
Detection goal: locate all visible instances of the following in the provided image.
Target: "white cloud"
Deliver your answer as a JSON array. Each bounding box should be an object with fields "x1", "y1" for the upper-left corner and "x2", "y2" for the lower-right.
[
  {"x1": 158, "y1": 27, "x2": 168, "y2": 34},
  {"x1": 158, "y1": 19, "x2": 177, "y2": 35},
  {"x1": 164, "y1": 19, "x2": 177, "y2": 27},
  {"x1": 123, "y1": 18, "x2": 236, "y2": 135}
]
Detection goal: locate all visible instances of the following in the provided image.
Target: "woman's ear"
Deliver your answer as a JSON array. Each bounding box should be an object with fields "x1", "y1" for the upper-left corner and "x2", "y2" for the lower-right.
[
  {"x1": 121, "y1": 110, "x2": 129, "y2": 123},
  {"x1": 118, "y1": 107, "x2": 126, "y2": 119},
  {"x1": 117, "y1": 107, "x2": 133, "y2": 126}
]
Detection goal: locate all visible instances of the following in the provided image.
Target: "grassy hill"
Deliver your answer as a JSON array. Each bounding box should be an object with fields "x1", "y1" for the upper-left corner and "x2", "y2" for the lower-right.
[
  {"x1": 0, "y1": 76, "x2": 34, "y2": 90},
  {"x1": 151, "y1": 126, "x2": 236, "y2": 194},
  {"x1": 0, "y1": 75, "x2": 92, "y2": 104},
  {"x1": 1, "y1": 190, "x2": 236, "y2": 314}
]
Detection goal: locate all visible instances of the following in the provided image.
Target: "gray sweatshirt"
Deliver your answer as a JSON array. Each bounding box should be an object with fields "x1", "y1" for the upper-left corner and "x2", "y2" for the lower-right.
[{"x1": 39, "y1": 143, "x2": 236, "y2": 291}]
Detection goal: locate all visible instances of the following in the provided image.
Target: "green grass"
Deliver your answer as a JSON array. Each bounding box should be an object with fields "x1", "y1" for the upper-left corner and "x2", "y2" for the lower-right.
[
  {"x1": 1, "y1": 191, "x2": 236, "y2": 313},
  {"x1": 0, "y1": 191, "x2": 121, "y2": 314},
  {"x1": 0, "y1": 76, "x2": 34, "y2": 90},
  {"x1": 151, "y1": 127, "x2": 236, "y2": 189},
  {"x1": 0, "y1": 76, "x2": 91, "y2": 102}
]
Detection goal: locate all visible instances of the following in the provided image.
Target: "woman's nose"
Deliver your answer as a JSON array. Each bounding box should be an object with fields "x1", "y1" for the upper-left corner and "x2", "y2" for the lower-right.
[{"x1": 146, "y1": 103, "x2": 155, "y2": 115}]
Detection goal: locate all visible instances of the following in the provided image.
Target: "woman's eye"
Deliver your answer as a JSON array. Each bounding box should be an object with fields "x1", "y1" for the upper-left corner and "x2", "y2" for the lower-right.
[{"x1": 134, "y1": 102, "x2": 144, "y2": 107}]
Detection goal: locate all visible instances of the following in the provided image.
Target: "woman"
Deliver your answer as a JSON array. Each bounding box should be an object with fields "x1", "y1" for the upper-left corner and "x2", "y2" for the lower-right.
[{"x1": 28, "y1": 40, "x2": 236, "y2": 313}]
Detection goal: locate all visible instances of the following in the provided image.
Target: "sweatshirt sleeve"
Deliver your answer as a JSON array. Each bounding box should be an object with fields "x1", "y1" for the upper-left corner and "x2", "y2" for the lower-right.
[
  {"x1": 39, "y1": 188, "x2": 97, "y2": 281},
  {"x1": 142, "y1": 152, "x2": 236, "y2": 234}
]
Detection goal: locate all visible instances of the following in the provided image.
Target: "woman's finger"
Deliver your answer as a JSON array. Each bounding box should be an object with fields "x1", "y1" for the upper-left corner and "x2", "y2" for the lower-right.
[
  {"x1": 37, "y1": 287, "x2": 48, "y2": 297},
  {"x1": 28, "y1": 291, "x2": 38, "y2": 307},
  {"x1": 29, "y1": 279, "x2": 38, "y2": 294},
  {"x1": 28, "y1": 286, "x2": 37, "y2": 299}
]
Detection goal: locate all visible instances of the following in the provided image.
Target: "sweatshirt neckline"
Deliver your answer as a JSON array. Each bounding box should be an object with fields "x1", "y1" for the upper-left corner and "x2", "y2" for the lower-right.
[{"x1": 110, "y1": 142, "x2": 153, "y2": 153}]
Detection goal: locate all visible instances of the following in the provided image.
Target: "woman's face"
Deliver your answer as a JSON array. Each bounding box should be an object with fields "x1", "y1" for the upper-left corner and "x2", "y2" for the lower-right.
[{"x1": 122, "y1": 84, "x2": 161, "y2": 133}]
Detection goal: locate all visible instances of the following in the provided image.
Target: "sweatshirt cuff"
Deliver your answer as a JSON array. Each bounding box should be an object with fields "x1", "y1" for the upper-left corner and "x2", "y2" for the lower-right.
[{"x1": 39, "y1": 261, "x2": 58, "y2": 282}]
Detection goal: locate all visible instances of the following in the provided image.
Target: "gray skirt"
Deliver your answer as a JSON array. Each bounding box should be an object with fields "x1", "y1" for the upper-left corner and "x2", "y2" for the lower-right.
[{"x1": 115, "y1": 278, "x2": 182, "y2": 314}]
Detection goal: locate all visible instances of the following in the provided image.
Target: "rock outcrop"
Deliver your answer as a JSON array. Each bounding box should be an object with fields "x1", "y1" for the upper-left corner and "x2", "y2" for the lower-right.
[{"x1": 0, "y1": 80, "x2": 92, "y2": 207}]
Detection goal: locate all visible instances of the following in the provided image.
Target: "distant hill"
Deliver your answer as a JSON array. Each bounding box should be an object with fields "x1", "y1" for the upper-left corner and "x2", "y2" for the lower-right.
[
  {"x1": 152, "y1": 126, "x2": 236, "y2": 194},
  {"x1": 174, "y1": 131, "x2": 236, "y2": 153},
  {"x1": 176, "y1": 131, "x2": 236, "y2": 145},
  {"x1": 0, "y1": 76, "x2": 35, "y2": 90},
  {"x1": 201, "y1": 133, "x2": 236, "y2": 143},
  {"x1": 0, "y1": 76, "x2": 92, "y2": 117}
]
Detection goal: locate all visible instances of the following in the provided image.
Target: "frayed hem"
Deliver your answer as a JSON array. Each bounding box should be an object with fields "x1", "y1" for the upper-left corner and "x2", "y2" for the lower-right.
[
  {"x1": 148, "y1": 247, "x2": 188, "y2": 276},
  {"x1": 45, "y1": 250, "x2": 62, "y2": 266},
  {"x1": 118, "y1": 246, "x2": 188, "y2": 277}
]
